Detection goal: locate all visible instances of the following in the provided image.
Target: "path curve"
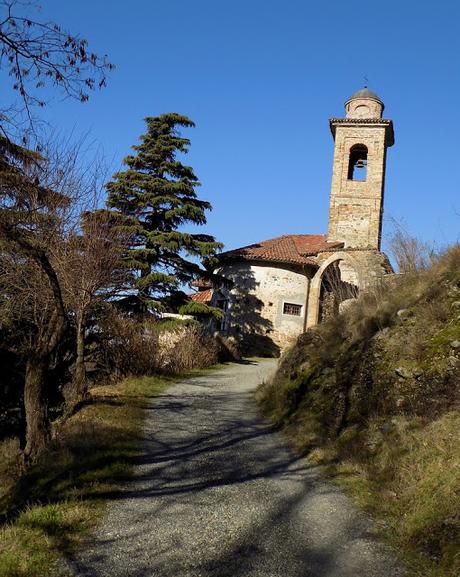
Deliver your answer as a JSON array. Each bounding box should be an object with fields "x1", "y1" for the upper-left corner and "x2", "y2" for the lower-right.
[{"x1": 72, "y1": 360, "x2": 404, "y2": 577}]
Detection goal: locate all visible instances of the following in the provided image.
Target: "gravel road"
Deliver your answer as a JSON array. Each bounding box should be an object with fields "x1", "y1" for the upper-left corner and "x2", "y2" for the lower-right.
[{"x1": 71, "y1": 359, "x2": 404, "y2": 577}]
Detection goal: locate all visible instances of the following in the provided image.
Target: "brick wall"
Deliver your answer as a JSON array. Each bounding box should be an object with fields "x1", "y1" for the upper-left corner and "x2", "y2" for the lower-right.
[{"x1": 327, "y1": 124, "x2": 387, "y2": 250}]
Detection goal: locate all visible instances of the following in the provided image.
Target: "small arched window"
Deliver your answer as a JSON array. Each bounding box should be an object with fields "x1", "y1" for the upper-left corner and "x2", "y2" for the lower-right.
[{"x1": 348, "y1": 144, "x2": 368, "y2": 181}]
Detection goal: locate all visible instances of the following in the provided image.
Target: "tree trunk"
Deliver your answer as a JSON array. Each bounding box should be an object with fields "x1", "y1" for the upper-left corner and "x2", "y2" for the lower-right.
[
  {"x1": 22, "y1": 305, "x2": 67, "y2": 466},
  {"x1": 23, "y1": 357, "x2": 48, "y2": 466},
  {"x1": 72, "y1": 313, "x2": 88, "y2": 404}
]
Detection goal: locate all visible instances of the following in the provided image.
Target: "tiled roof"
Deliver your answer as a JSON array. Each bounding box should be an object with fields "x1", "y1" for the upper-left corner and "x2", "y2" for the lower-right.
[
  {"x1": 190, "y1": 278, "x2": 213, "y2": 289},
  {"x1": 218, "y1": 235, "x2": 343, "y2": 267},
  {"x1": 190, "y1": 288, "x2": 213, "y2": 303}
]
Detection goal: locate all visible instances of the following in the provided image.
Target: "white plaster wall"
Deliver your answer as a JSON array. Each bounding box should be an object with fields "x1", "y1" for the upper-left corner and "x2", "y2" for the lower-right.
[{"x1": 214, "y1": 262, "x2": 309, "y2": 349}]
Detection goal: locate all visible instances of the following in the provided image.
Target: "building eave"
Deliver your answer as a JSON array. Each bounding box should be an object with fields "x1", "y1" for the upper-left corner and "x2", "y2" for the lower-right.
[
  {"x1": 329, "y1": 117, "x2": 395, "y2": 146},
  {"x1": 217, "y1": 253, "x2": 319, "y2": 270}
]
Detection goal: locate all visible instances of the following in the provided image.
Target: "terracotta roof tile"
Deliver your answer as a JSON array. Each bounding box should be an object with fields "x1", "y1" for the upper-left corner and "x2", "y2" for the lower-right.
[
  {"x1": 190, "y1": 288, "x2": 213, "y2": 303},
  {"x1": 190, "y1": 278, "x2": 213, "y2": 289},
  {"x1": 218, "y1": 234, "x2": 343, "y2": 267}
]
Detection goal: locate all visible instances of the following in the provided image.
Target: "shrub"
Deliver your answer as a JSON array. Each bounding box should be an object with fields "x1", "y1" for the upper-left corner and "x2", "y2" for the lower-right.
[
  {"x1": 159, "y1": 326, "x2": 219, "y2": 374},
  {"x1": 98, "y1": 309, "x2": 159, "y2": 379}
]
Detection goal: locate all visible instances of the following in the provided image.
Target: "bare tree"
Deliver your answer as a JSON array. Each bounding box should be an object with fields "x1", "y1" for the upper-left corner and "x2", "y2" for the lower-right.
[
  {"x1": 0, "y1": 252, "x2": 66, "y2": 459},
  {"x1": 0, "y1": 131, "x2": 119, "y2": 464},
  {"x1": 57, "y1": 210, "x2": 130, "y2": 406},
  {"x1": 0, "y1": 136, "x2": 69, "y2": 464},
  {"x1": 0, "y1": 0, "x2": 113, "y2": 136}
]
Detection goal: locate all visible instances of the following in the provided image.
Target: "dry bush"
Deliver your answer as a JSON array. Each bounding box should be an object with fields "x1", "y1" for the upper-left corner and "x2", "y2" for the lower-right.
[
  {"x1": 160, "y1": 327, "x2": 219, "y2": 375},
  {"x1": 98, "y1": 310, "x2": 158, "y2": 380},
  {"x1": 388, "y1": 224, "x2": 436, "y2": 273},
  {"x1": 342, "y1": 272, "x2": 420, "y2": 342},
  {"x1": 97, "y1": 313, "x2": 241, "y2": 382}
]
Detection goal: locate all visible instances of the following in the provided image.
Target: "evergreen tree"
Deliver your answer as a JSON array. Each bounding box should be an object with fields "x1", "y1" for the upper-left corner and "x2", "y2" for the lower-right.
[{"x1": 106, "y1": 113, "x2": 222, "y2": 310}]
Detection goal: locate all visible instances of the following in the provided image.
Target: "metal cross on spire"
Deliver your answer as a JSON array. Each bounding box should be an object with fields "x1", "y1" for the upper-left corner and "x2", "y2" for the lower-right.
[{"x1": 364, "y1": 74, "x2": 369, "y2": 88}]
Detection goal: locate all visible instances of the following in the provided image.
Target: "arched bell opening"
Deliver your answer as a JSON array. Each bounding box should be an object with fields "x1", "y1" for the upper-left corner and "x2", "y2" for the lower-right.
[{"x1": 347, "y1": 144, "x2": 368, "y2": 182}]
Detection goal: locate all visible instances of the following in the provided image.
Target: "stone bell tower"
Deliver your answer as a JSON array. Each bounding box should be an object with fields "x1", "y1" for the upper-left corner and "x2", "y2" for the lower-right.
[{"x1": 327, "y1": 88, "x2": 394, "y2": 249}]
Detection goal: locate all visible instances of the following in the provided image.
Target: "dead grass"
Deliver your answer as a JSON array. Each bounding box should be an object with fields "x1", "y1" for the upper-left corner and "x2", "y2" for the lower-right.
[
  {"x1": 0, "y1": 438, "x2": 20, "y2": 503},
  {"x1": 257, "y1": 244, "x2": 460, "y2": 577},
  {"x1": 314, "y1": 411, "x2": 460, "y2": 577},
  {"x1": 0, "y1": 373, "x2": 172, "y2": 577}
]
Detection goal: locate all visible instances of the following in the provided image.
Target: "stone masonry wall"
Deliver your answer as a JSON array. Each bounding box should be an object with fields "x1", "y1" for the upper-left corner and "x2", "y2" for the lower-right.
[
  {"x1": 345, "y1": 97, "x2": 383, "y2": 119},
  {"x1": 214, "y1": 262, "x2": 310, "y2": 352},
  {"x1": 328, "y1": 124, "x2": 387, "y2": 250}
]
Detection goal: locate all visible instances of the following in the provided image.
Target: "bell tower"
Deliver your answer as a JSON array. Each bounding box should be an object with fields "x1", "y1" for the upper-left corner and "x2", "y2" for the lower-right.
[{"x1": 327, "y1": 88, "x2": 394, "y2": 249}]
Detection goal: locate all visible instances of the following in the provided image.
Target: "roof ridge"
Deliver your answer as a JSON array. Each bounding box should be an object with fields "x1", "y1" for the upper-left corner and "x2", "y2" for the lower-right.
[{"x1": 288, "y1": 234, "x2": 299, "y2": 258}]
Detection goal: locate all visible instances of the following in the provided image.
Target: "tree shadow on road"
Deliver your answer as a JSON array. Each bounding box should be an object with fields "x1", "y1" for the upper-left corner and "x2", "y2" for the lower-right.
[{"x1": 68, "y1": 371, "x2": 404, "y2": 577}]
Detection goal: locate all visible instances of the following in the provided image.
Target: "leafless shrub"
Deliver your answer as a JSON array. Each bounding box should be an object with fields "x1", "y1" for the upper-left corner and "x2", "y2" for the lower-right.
[
  {"x1": 57, "y1": 210, "x2": 131, "y2": 404},
  {"x1": 98, "y1": 310, "x2": 159, "y2": 380},
  {"x1": 161, "y1": 327, "x2": 219, "y2": 375},
  {"x1": 387, "y1": 221, "x2": 436, "y2": 273}
]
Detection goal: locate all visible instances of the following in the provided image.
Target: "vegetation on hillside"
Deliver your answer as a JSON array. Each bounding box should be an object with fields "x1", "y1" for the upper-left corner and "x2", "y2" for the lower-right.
[{"x1": 257, "y1": 244, "x2": 460, "y2": 577}]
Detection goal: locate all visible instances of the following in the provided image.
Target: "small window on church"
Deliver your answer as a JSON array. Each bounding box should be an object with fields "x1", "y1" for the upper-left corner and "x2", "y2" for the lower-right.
[
  {"x1": 348, "y1": 144, "x2": 368, "y2": 181},
  {"x1": 283, "y1": 302, "x2": 302, "y2": 316}
]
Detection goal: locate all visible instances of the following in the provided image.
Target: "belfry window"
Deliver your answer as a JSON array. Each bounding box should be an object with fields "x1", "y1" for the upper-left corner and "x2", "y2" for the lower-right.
[{"x1": 347, "y1": 144, "x2": 368, "y2": 181}]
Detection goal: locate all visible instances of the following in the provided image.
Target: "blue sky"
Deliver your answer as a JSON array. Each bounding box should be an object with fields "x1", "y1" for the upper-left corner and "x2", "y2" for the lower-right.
[{"x1": 24, "y1": 0, "x2": 460, "y2": 253}]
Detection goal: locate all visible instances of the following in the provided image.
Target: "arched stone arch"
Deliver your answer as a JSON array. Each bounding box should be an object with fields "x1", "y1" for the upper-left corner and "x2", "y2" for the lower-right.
[
  {"x1": 306, "y1": 252, "x2": 363, "y2": 328},
  {"x1": 347, "y1": 143, "x2": 368, "y2": 181}
]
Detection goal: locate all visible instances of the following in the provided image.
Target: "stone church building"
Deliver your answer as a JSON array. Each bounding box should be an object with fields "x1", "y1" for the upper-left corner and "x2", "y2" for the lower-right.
[{"x1": 192, "y1": 87, "x2": 394, "y2": 353}]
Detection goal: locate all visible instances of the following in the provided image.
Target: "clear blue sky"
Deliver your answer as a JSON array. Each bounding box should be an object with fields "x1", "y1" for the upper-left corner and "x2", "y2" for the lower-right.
[{"x1": 31, "y1": 0, "x2": 460, "y2": 253}]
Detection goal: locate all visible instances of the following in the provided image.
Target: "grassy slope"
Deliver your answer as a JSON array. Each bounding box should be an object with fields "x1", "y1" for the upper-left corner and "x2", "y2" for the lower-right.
[
  {"x1": 257, "y1": 246, "x2": 460, "y2": 577},
  {"x1": 0, "y1": 374, "x2": 175, "y2": 577}
]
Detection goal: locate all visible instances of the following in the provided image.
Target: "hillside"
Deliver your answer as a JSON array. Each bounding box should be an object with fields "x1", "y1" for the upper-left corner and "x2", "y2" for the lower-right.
[{"x1": 257, "y1": 245, "x2": 460, "y2": 577}]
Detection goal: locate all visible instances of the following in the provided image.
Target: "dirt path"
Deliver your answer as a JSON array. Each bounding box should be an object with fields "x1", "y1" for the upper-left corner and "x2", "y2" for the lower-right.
[{"x1": 71, "y1": 360, "x2": 404, "y2": 577}]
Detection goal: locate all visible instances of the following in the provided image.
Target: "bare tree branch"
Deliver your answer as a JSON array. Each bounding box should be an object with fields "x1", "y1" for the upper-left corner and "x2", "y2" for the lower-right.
[{"x1": 0, "y1": 0, "x2": 113, "y2": 137}]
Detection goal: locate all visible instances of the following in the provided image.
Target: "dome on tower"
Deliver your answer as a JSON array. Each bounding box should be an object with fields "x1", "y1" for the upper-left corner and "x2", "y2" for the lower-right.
[
  {"x1": 346, "y1": 87, "x2": 383, "y2": 104},
  {"x1": 344, "y1": 87, "x2": 384, "y2": 118}
]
